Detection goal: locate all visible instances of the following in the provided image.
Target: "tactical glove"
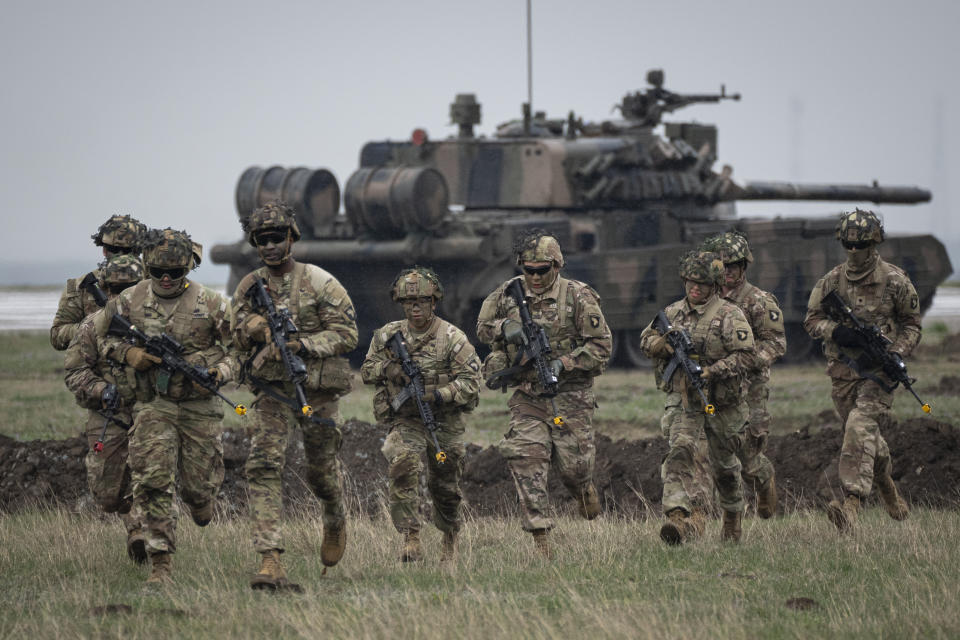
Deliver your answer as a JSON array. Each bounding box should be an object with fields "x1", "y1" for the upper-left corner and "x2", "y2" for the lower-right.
[
  {"x1": 882, "y1": 352, "x2": 906, "y2": 379},
  {"x1": 194, "y1": 367, "x2": 222, "y2": 397},
  {"x1": 700, "y1": 365, "x2": 713, "y2": 380},
  {"x1": 647, "y1": 333, "x2": 675, "y2": 359},
  {"x1": 384, "y1": 361, "x2": 410, "y2": 384},
  {"x1": 502, "y1": 319, "x2": 525, "y2": 345},
  {"x1": 831, "y1": 325, "x2": 865, "y2": 348},
  {"x1": 125, "y1": 346, "x2": 162, "y2": 371},
  {"x1": 242, "y1": 314, "x2": 271, "y2": 343}
]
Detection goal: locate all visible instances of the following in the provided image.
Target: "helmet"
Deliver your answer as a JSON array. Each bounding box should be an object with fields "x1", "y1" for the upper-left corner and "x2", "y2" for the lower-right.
[
  {"x1": 701, "y1": 231, "x2": 753, "y2": 264},
  {"x1": 242, "y1": 201, "x2": 302, "y2": 247},
  {"x1": 191, "y1": 241, "x2": 203, "y2": 267},
  {"x1": 92, "y1": 215, "x2": 146, "y2": 250},
  {"x1": 391, "y1": 266, "x2": 443, "y2": 302},
  {"x1": 103, "y1": 254, "x2": 144, "y2": 285},
  {"x1": 142, "y1": 228, "x2": 195, "y2": 269},
  {"x1": 679, "y1": 250, "x2": 725, "y2": 285},
  {"x1": 836, "y1": 209, "x2": 885, "y2": 244},
  {"x1": 514, "y1": 229, "x2": 564, "y2": 267}
]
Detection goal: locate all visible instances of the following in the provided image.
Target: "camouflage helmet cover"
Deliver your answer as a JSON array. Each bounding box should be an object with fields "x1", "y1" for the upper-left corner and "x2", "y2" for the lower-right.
[
  {"x1": 836, "y1": 208, "x2": 885, "y2": 244},
  {"x1": 514, "y1": 229, "x2": 564, "y2": 267},
  {"x1": 103, "y1": 254, "x2": 144, "y2": 284},
  {"x1": 679, "y1": 250, "x2": 725, "y2": 285},
  {"x1": 92, "y1": 214, "x2": 146, "y2": 249},
  {"x1": 142, "y1": 228, "x2": 195, "y2": 270},
  {"x1": 701, "y1": 231, "x2": 753, "y2": 264},
  {"x1": 391, "y1": 266, "x2": 443, "y2": 302},
  {"x1": 242, "y1": 201, "x2": 302, "y2": 247}
]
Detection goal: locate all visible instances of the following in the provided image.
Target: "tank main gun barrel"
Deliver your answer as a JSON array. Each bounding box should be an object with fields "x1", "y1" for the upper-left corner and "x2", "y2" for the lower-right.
[{"x1": 734, "y1": 181, "x2": 932, "y2": 204}]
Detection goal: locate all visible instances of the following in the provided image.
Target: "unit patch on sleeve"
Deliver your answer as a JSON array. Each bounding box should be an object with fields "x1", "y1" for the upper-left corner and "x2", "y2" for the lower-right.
[{"x1": 736, "y1": 329, "x2": 749, "y2": 341}]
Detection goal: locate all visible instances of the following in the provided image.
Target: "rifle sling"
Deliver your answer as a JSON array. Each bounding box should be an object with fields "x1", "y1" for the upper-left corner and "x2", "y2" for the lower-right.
[
  {"x1": 836, "y1": 352, "x2": 898, "y2": 394},
  {"x1": 245, "y1": 369, "x2": 336, "y2": 427},
  {"x1": 96, "y1": 410, "x2": 132, "y2": 431}
]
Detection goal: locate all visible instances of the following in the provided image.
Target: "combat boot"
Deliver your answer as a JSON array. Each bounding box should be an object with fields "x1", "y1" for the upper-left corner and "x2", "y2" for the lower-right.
[
  {"x1": 531, "y1": 529, "x2": 551, "y2": 559},
  {"x1": 876, "y1": 474, "x2": 909, "y2": 521},
  {"x1": 126, "y1": 529, "x2": 148, "y2": 565},
  {"x1": 721, "y1": 510, "x2": 742, "y2": 543},
  {"x1": 440, "y1": 530, "x2": 459, "y2": 562},
  {"x1": 577, "y1": 483, "x2": 601, "y2": 520},
  {"x1": 757, "y1": 473, "x2": 778, "y2": 519},
  {"x1": 320, "y1": 522, "x2": 347, "y2": 567},
  {"x1": 189, "y1": 501, "x2": 214, "y2": 527},
  {"x1": 827, "y1": 494, "x2": 860, "y2": 533},
  {"x1": 401, "y1": 531, "x2": 423, "y2": 563},
  {"x1": 145, "y1": 551, "x2": 173, "y2": 585},
  {"x1": 250, "y1": 549, "x2": 301, "y2": 592},
  {"x1": 659, "y1": 508, "x2": 691, "y2": 546}
]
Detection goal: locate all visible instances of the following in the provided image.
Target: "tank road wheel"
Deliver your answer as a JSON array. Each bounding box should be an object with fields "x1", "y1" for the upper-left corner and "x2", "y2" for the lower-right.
[{"x1": 619, "y1": 329, "x2": 652, "y2": 369}]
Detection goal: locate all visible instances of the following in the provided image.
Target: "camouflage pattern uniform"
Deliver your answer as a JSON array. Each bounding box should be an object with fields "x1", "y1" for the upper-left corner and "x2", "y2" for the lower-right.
[
  {"x1": 51, "y1": 215, "x2": 145, "y2": 351},
  {"x1": 361, "y1": 269, "x2": 481, "y2": 541},
  {"x1": 231, "y1": 204, "x2": 357, "y2": 559},
  {"x1": 640, "y1": 252, "x2": 758, "y2": 529},
  {"x1": 63, "y1": 255, "x2": 146, "y2": 558},
  {"x1": 477, "y1": 234, "x2": 612, "y2": 534},
  {"x1": 701, "y1": 232, "x2": 786, "y2": 500},
  {"x1": 95, "y1": 229, "x2": 237, "y2": 560},
  {"x1": 804, "y1": 210, "x2": 920, "y2": 525}
]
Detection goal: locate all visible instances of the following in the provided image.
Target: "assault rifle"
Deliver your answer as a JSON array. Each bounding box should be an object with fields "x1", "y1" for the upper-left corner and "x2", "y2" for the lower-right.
[
  {"x1": 92, "y1": 383, "x2": 131, "y2": 453},
  {"x1": 821, "y1": 290, "x2": 931, "y2": 413},
  {"x1": 652, "y1": 311, "x2": 715, "y2": 415},
  {"x1": 245, "y1": 277, "x2": 313, "y2": 418},
  {"x1": 107, "y1": 314, "x2": 247, "y2": 415},
  {"x1": 387, "y1": 331, "x2": 446, "y2": 464},
  {"x1": 485, "y1": 279, "x2": 564, "y2": 426},
  {"x1": 80, "y1": 272, "x2": 108, "y2": 308}
]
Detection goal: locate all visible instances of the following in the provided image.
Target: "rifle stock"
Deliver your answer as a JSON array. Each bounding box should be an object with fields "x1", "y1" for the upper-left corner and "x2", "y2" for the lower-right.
[{"x1": 80, "y1": 272, "x2": 108, "y2": 308}]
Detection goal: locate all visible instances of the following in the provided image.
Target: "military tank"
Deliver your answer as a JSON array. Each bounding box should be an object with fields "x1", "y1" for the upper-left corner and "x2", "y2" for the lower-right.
[{"x1": 211, "y1": 70, "x2": 952, "y2": 365}]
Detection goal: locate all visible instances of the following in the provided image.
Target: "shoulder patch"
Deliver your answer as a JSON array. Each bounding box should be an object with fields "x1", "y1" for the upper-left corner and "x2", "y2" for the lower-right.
[
  {"x1": 736, "y1": 328, "x2": 749, "y2": 341},
  {"x1": 769, "y1": 309, "x2": 780, "y2": 322},
  {"x1": 589, "y1": 315, "x2": 601, "y2": 329}
]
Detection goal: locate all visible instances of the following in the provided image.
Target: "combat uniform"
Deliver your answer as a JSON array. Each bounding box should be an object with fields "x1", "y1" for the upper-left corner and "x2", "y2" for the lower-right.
[
  {"x1": 477, "y1": 273, "x2": 612, "y2": 534},
  {"x1": 721, "y1": 279, "x2": 785, "y2": 492},
  {"x1": 96, "y1": 230, "x2": 237, "y2": 583},
  {"x1": 232, "y1": 262, "x2": 357, "y2": 556},
  {"x1": 804, "y1": 248, "x2": 920, "y2": 514},
  {"x1": 362, "y1": 315, "x2": 481, "y2": 543},
  {"x1": 63, "y1": 254, "x2": 147, "y2": 561}
]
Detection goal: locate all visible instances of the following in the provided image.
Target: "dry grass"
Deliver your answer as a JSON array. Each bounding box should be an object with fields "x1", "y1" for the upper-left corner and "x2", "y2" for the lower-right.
[{"x1": 1, "y1": 507, "x2": 958, "y2": 638}]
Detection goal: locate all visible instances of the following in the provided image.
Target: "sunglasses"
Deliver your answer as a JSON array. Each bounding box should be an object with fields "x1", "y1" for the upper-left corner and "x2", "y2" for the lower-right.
[
  {"x1": 841, "y1": 240, "x2": 871, "y2": 250},
  {"x1": 400, "y1": 297, "x2": 433, "y2": 308},
  {"x1": 254, "y1": 231, "x2": 288, "y2": 246},
  {"x1": 148, "y1": 266, "x2": 188, "y2": 280},
  {"x1": 103, "y1": 244, "x2": 135, "y2": 255},
  {"x1": 522, "y1": 264, "x2": 552, "y2": 276}
]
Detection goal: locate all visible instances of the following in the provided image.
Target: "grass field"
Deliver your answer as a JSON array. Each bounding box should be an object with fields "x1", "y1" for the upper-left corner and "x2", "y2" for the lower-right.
[
  {"x1": 1, "y1": 507, "x2": 958, "y2": 639},
  {"x1": 6, "y1": 329, "x2": 957, "y2": 445},
  {"x1": 3, "y1": 329, "x2": 959, "y2": 638}
]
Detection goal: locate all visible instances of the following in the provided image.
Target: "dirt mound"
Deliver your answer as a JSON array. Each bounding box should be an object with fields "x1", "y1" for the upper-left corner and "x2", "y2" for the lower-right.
[{"x1": 2, "y1": 416, "x2": 958, "y2": 518}]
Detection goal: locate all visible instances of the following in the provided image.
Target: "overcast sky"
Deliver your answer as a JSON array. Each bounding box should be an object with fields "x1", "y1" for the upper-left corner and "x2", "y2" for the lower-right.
[{"x1": 1, "y1": 0, "x2": 957, "y2": 284}]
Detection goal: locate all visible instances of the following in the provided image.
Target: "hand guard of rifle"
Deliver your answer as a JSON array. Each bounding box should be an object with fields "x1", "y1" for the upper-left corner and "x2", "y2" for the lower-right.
[
  {"x1": 388, "y1": 332, "x2": 447, "y2": 463},
  {"x1": 652, "y1": 311, "x2": 715, "y2": 415}
]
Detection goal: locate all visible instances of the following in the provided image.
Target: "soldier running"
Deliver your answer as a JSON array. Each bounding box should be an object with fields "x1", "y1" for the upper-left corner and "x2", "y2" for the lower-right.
[
  {"x1": 804, "y1": 209, "x2": 918, "y2": 532},
  {"x1": 361, "y1": 267, "x2": 481, "y2": 562}
]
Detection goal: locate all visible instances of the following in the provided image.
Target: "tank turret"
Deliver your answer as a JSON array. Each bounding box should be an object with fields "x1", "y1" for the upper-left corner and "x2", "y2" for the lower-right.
[{"x1": 212, "y1": 70, "x2": 950, "y2": 366}]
